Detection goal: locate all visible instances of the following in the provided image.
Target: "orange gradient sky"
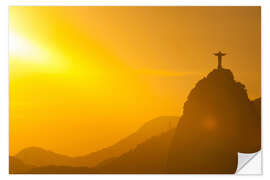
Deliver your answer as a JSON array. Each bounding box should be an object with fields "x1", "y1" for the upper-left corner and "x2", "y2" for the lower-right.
[{"x1": 9, "y1": 6, "x2": 261, "y2": 156}]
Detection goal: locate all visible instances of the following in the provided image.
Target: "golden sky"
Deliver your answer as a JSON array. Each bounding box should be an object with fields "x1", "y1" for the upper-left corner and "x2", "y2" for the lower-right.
[{"x1": 9, "y1": 6, "x2": 261, "y2": 156}]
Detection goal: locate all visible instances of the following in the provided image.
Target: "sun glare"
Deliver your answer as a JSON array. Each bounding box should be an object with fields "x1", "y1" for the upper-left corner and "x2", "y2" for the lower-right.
[{"x1": 9, "y1": 31, "x2": 49, "y2": 63}]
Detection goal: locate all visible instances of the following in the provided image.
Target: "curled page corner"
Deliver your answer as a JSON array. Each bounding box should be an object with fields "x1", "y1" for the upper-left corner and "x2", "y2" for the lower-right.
[{"x1": 236, "y1": 151, "x2": 262, "y2": 175}]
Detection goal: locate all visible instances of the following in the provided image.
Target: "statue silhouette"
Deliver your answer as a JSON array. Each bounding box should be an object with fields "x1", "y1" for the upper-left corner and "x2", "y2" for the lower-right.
[{"x1": 213, "y1": 51, "x2": 226, "y2": 70}]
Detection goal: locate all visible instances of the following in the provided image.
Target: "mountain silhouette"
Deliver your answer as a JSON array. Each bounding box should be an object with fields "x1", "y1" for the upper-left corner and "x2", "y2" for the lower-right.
[
  {"x1": 11, "y1": 116, "x2": 179, "y2": 172},
  {"x1": 167, "y1": 68, "x2": 261, "y2": 173},
  {"x1": 252, "y1": 97, "x2": 261, "y2": 120}
]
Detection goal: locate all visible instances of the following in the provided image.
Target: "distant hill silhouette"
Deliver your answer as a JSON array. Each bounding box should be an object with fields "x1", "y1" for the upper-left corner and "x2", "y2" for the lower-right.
[
  {"x1": 15, "y1": 147, "x2": 73, "y2": 167},
  {"x1": 18, "y1": 129, "x2": 175, "y2": 174},
  {"x1": 9, "y1": 156, "x2": 35, "y2": 174},
  {"x1": 95, "y1": 129, "x2": 175, "y2": 173},
  {"x1": 72, "y1": 116, "x2": 178, "y2": 167},
  {"x1": 167, "y1": 68, "x2": 261, "y2": 173},
  {"x1": 11, "y1": 116, "x2": 179, "y2": 173}
]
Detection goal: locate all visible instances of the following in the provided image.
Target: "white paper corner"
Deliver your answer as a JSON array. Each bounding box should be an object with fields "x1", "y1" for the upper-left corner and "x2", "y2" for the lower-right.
[{"x1": 236, "y1": 150, "x2": 262, "y2": 175}]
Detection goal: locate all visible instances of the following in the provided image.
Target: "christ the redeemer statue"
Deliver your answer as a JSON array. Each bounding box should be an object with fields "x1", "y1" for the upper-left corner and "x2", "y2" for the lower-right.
[{"x1": 213, "y1": 51, "x2": 226, "y2": 70}]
